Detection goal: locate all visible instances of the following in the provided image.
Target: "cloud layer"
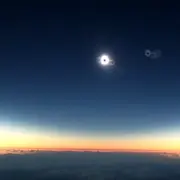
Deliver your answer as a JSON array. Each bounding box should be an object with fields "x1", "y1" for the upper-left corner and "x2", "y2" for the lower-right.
[{"x1": 0, "y1": 151, "x2": 180, "y2": 180}]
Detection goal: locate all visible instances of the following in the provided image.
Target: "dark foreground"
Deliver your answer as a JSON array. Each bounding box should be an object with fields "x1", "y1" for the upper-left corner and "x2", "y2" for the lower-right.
[{"x1": 0, "y1": 151, "x2": 180, "y2": 180}]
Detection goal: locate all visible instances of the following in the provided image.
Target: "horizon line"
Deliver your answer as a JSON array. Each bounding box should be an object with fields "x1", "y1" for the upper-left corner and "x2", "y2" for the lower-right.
[{"x1": 0, "y1": 147, "x2": 179, "y2": 153}]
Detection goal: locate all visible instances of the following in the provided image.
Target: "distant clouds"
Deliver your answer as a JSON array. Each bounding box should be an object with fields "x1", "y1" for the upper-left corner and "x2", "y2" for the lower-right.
[
  {"x1": 4, "y1": 149, "x2": 40, "y2": 154},
  {"x1": 0, "y1": 151, "x2": 180, "y2": 180},
  {"x1": 160, "y1": 152, "x2": 180, "y2": 159}
]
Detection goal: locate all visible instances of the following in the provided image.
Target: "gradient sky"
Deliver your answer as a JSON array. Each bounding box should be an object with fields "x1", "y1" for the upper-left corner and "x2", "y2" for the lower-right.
[{"x1": 0, "y1": 3, "x2": 180, "y2": 151}]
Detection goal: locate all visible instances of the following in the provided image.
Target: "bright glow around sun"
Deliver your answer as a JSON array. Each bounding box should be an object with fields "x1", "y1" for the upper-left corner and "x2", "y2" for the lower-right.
[
  {"x1": 98, "y1": 54, "x2": 114, "y2": 67},
  {"x1": 100, "y1": 55, "x2": 110, "y2": 66}
]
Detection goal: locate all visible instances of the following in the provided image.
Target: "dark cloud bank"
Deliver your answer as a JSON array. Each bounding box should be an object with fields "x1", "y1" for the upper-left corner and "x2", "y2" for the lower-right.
[{"x1": 0, "y1": 151, "x2": 180, "y2": 180}]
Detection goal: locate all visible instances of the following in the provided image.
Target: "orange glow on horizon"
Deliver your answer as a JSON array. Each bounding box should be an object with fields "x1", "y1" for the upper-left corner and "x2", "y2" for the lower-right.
[
  {"x1": 1, "y1": 137, "x2": 180, "y2": 153},
  {"x1": 0, "y1": 125, "x2": 180, "y2": 153}
]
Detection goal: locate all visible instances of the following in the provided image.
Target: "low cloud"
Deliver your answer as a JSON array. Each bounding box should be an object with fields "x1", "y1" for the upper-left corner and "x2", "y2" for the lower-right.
[{"x1": 0, "y1": 151, "x2": 180, "y2": 180}]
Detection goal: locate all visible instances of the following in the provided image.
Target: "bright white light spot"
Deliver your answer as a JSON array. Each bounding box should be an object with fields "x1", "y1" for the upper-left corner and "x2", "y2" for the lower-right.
[{"x1": 100, "y1": 54, "x2": 111, "y2": 66}]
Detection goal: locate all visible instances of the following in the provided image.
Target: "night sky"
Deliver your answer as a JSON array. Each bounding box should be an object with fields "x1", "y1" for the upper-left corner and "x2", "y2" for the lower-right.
[{"x1": 0, "y1": 3, "x2": 180, "y2": 151}]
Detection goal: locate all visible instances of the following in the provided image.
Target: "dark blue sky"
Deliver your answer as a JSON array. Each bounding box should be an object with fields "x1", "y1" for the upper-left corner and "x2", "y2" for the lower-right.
[{"x1": 0, "y1": 3, "x2": 180, "y2": 145}]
